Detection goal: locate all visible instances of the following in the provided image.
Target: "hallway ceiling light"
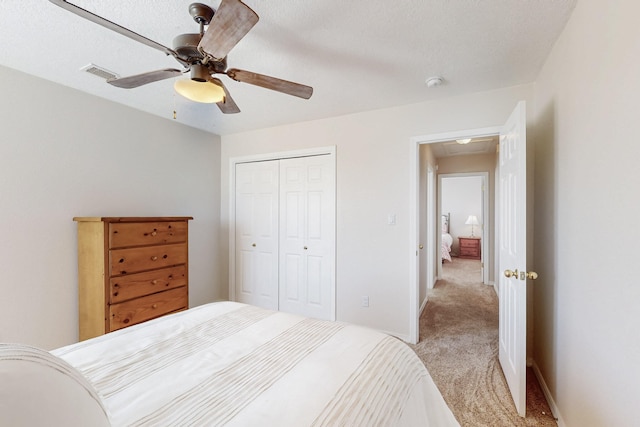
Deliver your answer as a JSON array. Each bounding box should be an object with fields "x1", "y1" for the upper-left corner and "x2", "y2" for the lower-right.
[
  {"x1": 456, "y1": 138, "x2": 472, "y2": 144},
  {"x1": 425, "y1": 76, "x2": 443, "y2": 88}
]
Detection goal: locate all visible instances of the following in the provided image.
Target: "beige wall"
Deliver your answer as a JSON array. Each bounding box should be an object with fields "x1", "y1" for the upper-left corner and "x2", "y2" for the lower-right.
[
  {"x1": 532, "y1": 0, "x2": 640, "y2": 425},
  {"x1": 0, "y1": 65, "x2": 222, "y2": 350},
  {"x1": 221, "y1": 85, "x2": 533, "y2": 340}
]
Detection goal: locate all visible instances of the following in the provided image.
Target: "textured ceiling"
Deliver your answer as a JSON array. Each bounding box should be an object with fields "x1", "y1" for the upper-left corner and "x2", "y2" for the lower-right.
[{"x1": 1, "y1": 0, "x2": 576, "y2": 136}]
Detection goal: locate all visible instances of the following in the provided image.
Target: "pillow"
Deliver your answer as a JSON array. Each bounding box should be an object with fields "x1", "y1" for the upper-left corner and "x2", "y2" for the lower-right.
[{"x1": 0, "y1": 343, "x2": 110, "y2": 427}]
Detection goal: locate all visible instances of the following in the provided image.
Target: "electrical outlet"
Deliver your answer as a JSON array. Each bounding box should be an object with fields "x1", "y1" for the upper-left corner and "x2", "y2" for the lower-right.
[{"x1": 361, "y1": 296, "x2": 369, "y2": 307}]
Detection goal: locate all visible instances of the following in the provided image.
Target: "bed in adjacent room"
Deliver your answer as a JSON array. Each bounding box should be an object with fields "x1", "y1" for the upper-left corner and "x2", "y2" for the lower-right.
[
  {"x1": 442, "y1": 213, "x2": 453, "y2": 262},
  {"x1": 1, "y1": 302, "x2": 459, "y2": 426}
]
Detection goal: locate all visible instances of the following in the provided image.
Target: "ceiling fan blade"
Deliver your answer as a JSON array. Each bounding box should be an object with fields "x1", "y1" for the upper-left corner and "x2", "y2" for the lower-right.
[
  {"x1": 49, "y1": 0, "x2": 179, "y2": 59},
  {"x1": 197, "y1": 0, "x2": 259, "y2": 60},
  {"x1": 226, "y1": 69, "x2": 313, "y2": 99},
  {"x1": 107, "y1": 69, "x2": 184, "y2": 89},
  {"x1": 211, "y1": 78, "x2": 240, "y2": 114}
]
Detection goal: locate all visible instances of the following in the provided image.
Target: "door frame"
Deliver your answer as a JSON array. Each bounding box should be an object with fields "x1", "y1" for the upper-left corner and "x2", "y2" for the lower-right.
[
  {"x1": 409, "y1": 127, "x2": 500, "y2": 344},
  {"x1": 229, "y1": 146, "x2": 337, "y2": 318},
  {"x1": 437, "y1": 172, "x2": 490, "y2": 284},
  {"x1": 426, "y1": 165, "x2": 436, "y2": 292}
]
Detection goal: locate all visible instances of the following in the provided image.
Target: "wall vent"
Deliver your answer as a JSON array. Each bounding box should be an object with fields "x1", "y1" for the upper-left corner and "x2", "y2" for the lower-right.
[{"x1": 80, "y1": 63, "x2": 119, "y2": 80}]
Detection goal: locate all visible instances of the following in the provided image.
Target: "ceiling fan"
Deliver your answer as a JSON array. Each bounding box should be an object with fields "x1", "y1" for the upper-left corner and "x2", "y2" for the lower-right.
[{"x1": 49, "y1": 0, "x2": 313, "y2": 114}]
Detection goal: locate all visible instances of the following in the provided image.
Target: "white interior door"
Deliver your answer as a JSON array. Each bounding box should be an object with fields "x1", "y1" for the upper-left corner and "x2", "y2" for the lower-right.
[
  {"x1": 498, "y1": 101, "x2": 528, "y2": 416},
  {"x1": 235, "y1": 161, "x2": 279, "y2": 310},
  {"x1": 279, "y1": 155, "x2": 335, "y2": 320}
]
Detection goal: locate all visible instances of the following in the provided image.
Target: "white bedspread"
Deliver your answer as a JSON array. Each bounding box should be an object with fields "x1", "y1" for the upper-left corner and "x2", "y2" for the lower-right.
[
  {"x1": 442, "y1": 233, "x2": 453, "y2": 262},
  {"x1": 53, "y1": 302, "x2": 459, "y2": 427}
]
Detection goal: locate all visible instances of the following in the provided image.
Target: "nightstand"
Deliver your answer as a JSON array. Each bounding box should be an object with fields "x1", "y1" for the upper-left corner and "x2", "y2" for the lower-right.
[{"x1": 458, "y1": 237, "x2": 481, "y2": 260}]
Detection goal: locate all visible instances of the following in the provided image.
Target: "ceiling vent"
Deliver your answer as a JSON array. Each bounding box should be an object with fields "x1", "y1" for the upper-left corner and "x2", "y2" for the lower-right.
[{"x1": 80, "y1": 63, "x2": 119, "y2": 80}]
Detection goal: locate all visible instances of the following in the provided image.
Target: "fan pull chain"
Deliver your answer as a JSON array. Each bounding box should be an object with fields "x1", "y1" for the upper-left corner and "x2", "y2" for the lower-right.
[{"x1": 173, "y1": 92, "x2": 177, "y2": 120}]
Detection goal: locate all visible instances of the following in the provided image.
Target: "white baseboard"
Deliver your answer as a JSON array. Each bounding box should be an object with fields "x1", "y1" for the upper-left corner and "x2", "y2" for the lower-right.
[
  {"x1": 532, "y1": 360, "x2": 566, "y2": 427},
  {"x1": 419, "y1": 296, "x2": 428, "y2": 316}
]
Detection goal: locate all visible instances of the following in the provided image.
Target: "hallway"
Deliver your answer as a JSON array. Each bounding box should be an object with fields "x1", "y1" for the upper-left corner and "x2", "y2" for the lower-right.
[{"x1": 411, "y1": 258, "x2": 556, "y2": 426}]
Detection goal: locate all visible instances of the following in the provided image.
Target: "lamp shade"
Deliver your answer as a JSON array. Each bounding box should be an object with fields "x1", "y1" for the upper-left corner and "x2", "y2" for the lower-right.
[
  {"x1": 174, "y1": 78, "x2": 225, "y2": 103},
  {"x1": 465, "y1": 215, "x2": 480, "y2": 225}
]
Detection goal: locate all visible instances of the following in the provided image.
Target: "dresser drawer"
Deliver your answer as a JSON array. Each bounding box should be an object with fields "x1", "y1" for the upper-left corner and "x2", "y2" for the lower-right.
[
  {"x1": 110, "y1": 265, "x2": 187, "y2": 304},
  {"x1": 109, "y1": 221, "x2": 188, "y2": 249},
  {"x1": 460, "y1": 247, "x2": 479, "y2": 256},
  {"x1": 109, "y1": 286, "x2": 188, "y2": 331},
  {"x1": 110, "y1": 243, "x2": 187, "y2": 276},
  {"x1": 460, "y1": 239, "x2": 478, "y2": 248}
]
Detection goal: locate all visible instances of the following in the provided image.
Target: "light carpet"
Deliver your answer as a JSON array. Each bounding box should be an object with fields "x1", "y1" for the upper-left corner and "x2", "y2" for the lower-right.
[{"x1": 410, "y1": 257, "x2": 557, "y2": 426}]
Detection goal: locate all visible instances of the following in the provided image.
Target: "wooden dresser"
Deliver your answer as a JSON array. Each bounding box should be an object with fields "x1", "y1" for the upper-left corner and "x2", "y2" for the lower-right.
[
  {"x1": 74, "y1": 216, "x2": 192, "y2": 341},
  {"x1": 458, "y1": 236, "x2": 481, "y2": 260}
]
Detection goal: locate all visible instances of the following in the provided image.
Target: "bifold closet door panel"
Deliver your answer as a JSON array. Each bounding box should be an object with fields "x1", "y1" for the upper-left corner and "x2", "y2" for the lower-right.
[
  {"x1": 235, "y1": 160, "x2": 279, "y2": 310},
  {"x1": 279, "y1": 155, "x2": 335, "y2": 320}
]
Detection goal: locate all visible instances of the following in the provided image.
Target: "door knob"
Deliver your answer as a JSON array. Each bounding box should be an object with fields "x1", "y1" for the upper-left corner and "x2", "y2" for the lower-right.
[
  {"x1": 419, "y1": 244, "x2": 424, "y2": 249},
  {"x1": 526, "y1": 271, "x2": 538, "y2": 280},
  {"x1": 504, "y1": 269, "x2": 518, "y2": 278},
  {"x1": 252, "y1": 243, "x2": 256, "y2": 247}
]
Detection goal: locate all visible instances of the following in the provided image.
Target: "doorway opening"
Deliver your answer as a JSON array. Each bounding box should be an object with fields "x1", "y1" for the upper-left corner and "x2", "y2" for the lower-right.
[
  {"x1": 410, "y1": 101, "x2": 529, "y2": 417},
  {"x1": 439, "y1": 172, "x2": 490, "y2": 285},
  {"x1": 409, "y1": 126, "x2": 501, "y2": 344}
]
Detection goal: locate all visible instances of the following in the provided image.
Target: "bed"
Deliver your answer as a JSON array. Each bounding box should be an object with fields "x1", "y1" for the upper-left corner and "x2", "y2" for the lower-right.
[
  {"x1": 1, "y1": 302, "x2": 459, "y2": 426},
  {"x1": 441, "y1": 213, "x2": 453, "y2": 262}
]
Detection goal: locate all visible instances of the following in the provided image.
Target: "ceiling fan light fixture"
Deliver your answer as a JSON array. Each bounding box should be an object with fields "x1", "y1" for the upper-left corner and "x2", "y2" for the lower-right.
[
  {"x1": 50, "y1": 0, "x2": 311, "y2": 114},
  {"x1": 174, "y1": 78, "x2": 225, "y2": 103},
  {"x1": 456, "y1": 138, "x2": 472, "y2": 145}
]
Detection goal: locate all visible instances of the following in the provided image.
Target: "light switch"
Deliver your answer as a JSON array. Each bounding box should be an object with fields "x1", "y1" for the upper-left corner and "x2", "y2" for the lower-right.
[{"x1": 387, "y1": 214, "x2": 397, "y2": 225}]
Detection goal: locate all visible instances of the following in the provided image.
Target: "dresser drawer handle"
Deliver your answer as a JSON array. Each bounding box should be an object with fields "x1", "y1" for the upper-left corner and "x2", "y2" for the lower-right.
[
  {"x1": 151, "y1": 256, "x2": 158, "y2": 261},
  {"x1": 151, "y1": 231, "x2": 157, "y2": 236},
  {"x1": 151, "y1": 280, "x2": 159, "y2": 285},
  {"x1": 152, "y1": 304, "x2": 158, "y2": 309}
]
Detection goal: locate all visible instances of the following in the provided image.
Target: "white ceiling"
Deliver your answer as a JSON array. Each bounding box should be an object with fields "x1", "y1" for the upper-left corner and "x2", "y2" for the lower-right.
[{"x1": 1, "y1": 0, "x2": 576, "y2": 136}]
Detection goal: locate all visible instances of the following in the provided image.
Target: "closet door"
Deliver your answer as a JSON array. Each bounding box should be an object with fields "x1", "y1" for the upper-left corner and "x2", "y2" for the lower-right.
[
  {"x1": 279, "y1": 155, "x2": 335, "y2": 320},
  {"x1": 235, "y1": 161, "x2": 279, "y2": 310}
]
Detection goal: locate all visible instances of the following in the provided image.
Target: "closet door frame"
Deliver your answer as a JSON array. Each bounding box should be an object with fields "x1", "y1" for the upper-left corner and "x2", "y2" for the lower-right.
[{"x1": 228, "y1": 146, "x2": 337, "y2": 320}]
